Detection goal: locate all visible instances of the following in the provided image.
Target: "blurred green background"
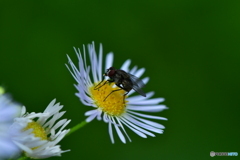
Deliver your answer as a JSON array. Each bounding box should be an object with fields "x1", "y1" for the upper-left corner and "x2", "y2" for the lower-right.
[{"x1": 1, "y1": 0, "x2": 239, "y2": 159}]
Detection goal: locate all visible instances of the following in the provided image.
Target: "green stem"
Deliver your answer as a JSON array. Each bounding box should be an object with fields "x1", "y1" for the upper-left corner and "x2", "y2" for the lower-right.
[
  {"x1": 66, "y1": 121, "x2": 88, "y2": 136},
  {"x1": 17, "y1": 156, "x2": 28, "y2": 160}
]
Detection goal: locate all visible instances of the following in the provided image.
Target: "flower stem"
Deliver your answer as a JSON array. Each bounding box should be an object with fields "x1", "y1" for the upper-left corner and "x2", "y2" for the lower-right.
[
  {"x1": 17, "y1": 156, "x2": 28, "y2": 160},
  {"x1": 66, "y1": 120, "x2": 88, "y2": 136}
]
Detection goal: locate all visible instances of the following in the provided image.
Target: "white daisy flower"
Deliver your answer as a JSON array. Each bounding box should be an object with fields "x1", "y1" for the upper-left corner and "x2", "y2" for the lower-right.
[
  {"x1": 66, "y1": 42, "x2": 168, "y2": 143},
  {"x1": 0, "y1": 87, "x2": 21, "y2": 159},
  {"x1": 10, "y1": 99, "x2": 71, "y2": 159}
]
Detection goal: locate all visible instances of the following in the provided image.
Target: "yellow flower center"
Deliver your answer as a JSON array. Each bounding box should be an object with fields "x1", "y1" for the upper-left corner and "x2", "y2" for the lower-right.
[
  {"x1": 24, "y1": 121, "x2": 48, "y2": 140},
  {"x1": 90, "y1": 81, "x2": 128, "y2": 116}
]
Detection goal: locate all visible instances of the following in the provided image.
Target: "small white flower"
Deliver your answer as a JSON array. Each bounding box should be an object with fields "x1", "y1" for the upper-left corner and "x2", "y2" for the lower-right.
[
  {"x1": 66, "y1": 42, "x2": 168, "y2": 143},
  {"x1": 0, "y1": 87, "x2": 21, "y2": 159},
  {"x1": 10, "y1": 99, "x2": 71, "y2": 159}
]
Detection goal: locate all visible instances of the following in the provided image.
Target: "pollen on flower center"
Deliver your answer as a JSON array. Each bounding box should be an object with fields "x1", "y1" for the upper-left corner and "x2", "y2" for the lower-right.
[
  {"x1": 24, "y1": 121, "x2": 48, "y2": 140},
  {"x1": 90, "y1": 81, "x2": 128, "y2": 116}
]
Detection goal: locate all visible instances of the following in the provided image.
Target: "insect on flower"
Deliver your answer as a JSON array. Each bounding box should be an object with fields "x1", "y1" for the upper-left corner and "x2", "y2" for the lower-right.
[
  {"x1": 94, "y1": 67, "x2": 146, "y2": 101},
  {"x1": 66, "y1": 42, "x2": 168, "y2": 143}
]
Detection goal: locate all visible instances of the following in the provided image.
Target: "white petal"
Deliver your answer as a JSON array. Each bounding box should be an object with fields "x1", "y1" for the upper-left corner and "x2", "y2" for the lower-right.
[
  {"x1": 85, "y1": 111, "x2": 98, "y2": 122},
  {"x1": 127, "y1": 91, "x2": 155, "y2": 102},
  {"x1": 105, "y1": 52, "x2": 114, "y2": 70},
  {"x1": 129, "y1": 66, "x2": 137, "y2": 74},
  {"x1": 103, "y1": 113, "x2": 109, "y2": 123},
  {"x1": 84, "y1": 109, "x2": 98, "y2": 116},
  {"x1": 108, "y1": 120, "x2": 114, "y2": 143},
  {"x1": 126, "y1": 113, "x2": 164, "y2": 133},
  {"x1": 116, "y1": 118, "x2": 131, "y2": 142},
  {"x1": 21, "y1": 106, "x2": 26, "y2": 116},
  {"x1": 88, "y1": 42, "x2": 98, "y2": 83},
  {"x1": 121, "y1": 59, "x2": 131, "y2": 72},
  {"x1": 128, "y1": 111, "x2": 168, "y2": 120},
  {"x1": 13, "y1": 141, "x2": 33, "y2": 153},
  {"x1": 129, "y1": 114, "x2": 165, "y2": 131},
  {"x1": 120, "y1": 116, "x2": 151, "y2": 137},
  {"x1": 119, "y1": 118, "x2": 147, "y2": 138},
  {"x1": 128, "y1": 105, "x2": 167, "y2": 112},
  {"x1": 142, "y1": 77, "x2": 149, "y2": 84},
  {"x1": 134, "y1": 68, "x2": 145, "y2": 78},
  {"x1": 130, "y1": 114, "x2": 165, "y2": 129},
  {"x1": 96, "y1": 110, "x2": 102, "y2": 120},
  {"x1": 97, "y1": 43, "x2": 103, "y2": 81},
  {"x1": 111, "y1": 117, "x2": 126, "y2": 143},
  {"x1": 129, "y1": 98, "x2": 165, "y2": 105}
]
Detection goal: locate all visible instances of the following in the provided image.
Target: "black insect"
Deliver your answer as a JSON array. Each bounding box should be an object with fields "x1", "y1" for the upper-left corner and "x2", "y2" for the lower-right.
[{"x1": 94, "y1": 67, "x2": 146, "y2": 101}]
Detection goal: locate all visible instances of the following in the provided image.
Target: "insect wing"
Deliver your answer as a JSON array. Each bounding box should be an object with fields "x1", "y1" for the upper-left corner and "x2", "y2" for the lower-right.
[
  {"x1": 128, "y1": 73, "x2": 145, "y2": 88},
  {"x1": 116, "y1": 70, "x2": 129, "y2": 78},
  {"x1": 128, "y1": 73, "x2": 146, "y2": 97}
]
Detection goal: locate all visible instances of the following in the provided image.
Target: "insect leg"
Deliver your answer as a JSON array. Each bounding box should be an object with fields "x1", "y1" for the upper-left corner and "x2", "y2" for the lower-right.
[
  {"x1": 95, "y1": 79, "x2": 114, "y2": 90},
  {"x1": 115, "y1": 83, "x2": 130, "y2": 103},
  {"x1": 123, "y1": 92, "x2": 129, "y2": 103},
  {"x1": 94, "y1": 81, "x2": 108, "y2": 90},
  {"x1": 94, "y1": 79, "x2": 106, "y2": 90},
  {"x1": 103, "y1": 88, "x2": 123, "y2": 101}
]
